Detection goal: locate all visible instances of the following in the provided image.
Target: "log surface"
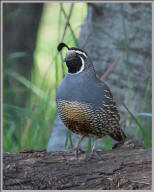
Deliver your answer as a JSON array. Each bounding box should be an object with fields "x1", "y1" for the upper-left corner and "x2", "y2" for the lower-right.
[{"x1": 3, "y1": 144, "x2": 152, "y2": 190}]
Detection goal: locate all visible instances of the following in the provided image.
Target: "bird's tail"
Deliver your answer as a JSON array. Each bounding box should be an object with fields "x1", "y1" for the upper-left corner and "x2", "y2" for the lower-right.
[{"x1": 110, "y1": 128, "x2": 126, "y2": 142}]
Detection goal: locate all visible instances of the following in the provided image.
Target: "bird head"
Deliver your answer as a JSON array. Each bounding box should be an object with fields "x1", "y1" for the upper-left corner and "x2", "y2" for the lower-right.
[{"x1": 57, "y1": 42, "x2": 94, "y2": 74}]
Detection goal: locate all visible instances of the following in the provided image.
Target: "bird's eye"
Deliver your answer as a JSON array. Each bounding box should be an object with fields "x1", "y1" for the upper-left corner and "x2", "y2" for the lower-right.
[
  {"x1": 73, "y1": 51, "x2": 77, "y2": 56},
  {"x1": 75, "y1": 52, "x2": 82, "y2": 58}
]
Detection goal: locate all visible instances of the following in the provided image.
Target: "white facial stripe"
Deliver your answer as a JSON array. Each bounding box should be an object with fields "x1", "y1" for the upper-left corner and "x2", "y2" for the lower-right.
[
  {"x1": 68, "y1": 56, "x2": 85, "y2": 75},
  {"x1": 66, "y1": 50, "x2": 74, "y2": 56},
  {"x1": 74, "y1": 50, "x2": 87, "y2": 58},
  {"x1": 76, "y1": 56, "x2": 85, "y2": 73},
  {"x1": 66, "y1": 49, "x2": 87, "y2": 58}
]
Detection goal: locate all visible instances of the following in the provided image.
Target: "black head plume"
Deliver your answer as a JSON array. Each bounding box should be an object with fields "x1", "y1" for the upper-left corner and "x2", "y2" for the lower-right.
[{"x1": 57, "y1": 42, "x2": 69, "y2": 52}]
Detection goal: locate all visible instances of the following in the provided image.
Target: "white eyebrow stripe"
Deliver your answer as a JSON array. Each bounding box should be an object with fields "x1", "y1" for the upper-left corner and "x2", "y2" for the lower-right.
[
  {"x1": 74, "y1": 50, "x2": 87, "y2": 58},
  {"x1": 67, "y1": 49, "x2": 87, "y2": 58}
]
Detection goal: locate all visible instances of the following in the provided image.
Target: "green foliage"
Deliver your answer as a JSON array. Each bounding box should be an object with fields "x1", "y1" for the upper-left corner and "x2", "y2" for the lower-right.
[
  {"x1": 88, "y1": 137, "x2": 92, "y2": 151},
  {"x1": 104, "y1": 136, "x2": 113, "y2": 151}
]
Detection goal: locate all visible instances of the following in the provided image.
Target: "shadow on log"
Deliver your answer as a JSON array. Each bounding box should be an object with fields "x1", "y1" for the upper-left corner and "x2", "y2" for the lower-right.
[{"x1": 3, "y1": 141, "x2": 152, "y2": 190}]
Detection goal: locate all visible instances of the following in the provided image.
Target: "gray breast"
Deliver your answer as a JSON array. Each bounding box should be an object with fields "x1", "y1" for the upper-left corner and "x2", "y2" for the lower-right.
[{"x1": 56, "y1": 71, "x2": 111, "y2": 107}]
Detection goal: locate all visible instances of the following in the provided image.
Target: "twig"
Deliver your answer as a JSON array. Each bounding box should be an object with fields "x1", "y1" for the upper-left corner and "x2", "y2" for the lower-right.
[
  {"x1": 121, "y1": 102, "x2": 144, "y2": 133},
  {"x1": 60, "y1": 53, "x2": 65, "y2": 78},
  {"x1": 61, "y1": 4, "x2": 78, "y2": 46},
  {"x1": 60, "y1": 3, "x2": 74, "y2": 42},
  {"x1": 131, "y1": 181, "x2": 150, "y2": 185},
  {"x1": 60, "y1": 3, "x2": 74, "y2": 78},
  {"x1": 22, "y1": 106, "x2": 36, "y2": 146},
  {"x1": 83, "y1": 4, "x2": 89, "y2": 50},
  {"x1": 100, "y1": 52, "x2": 123, "y2": 81}
]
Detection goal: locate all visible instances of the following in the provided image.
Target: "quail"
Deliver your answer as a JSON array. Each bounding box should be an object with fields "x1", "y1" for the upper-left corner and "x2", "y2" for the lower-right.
[{"x1": 56, "y1": 42, "x2": 126, "y2": 157}]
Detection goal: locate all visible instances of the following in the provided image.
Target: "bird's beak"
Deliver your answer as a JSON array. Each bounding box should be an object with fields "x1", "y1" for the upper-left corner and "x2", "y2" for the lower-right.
[
  {"x1": 64, "y1": 56, "x2": 72, "y2": 62},
  {"x1": 63, "y1": 57, "x2": 67, "y2": 62}
]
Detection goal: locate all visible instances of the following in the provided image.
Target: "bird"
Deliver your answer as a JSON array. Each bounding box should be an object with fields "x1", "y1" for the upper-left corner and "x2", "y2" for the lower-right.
[{"x1": 56, "y1": 42, "x2": 126, "y2": 158}]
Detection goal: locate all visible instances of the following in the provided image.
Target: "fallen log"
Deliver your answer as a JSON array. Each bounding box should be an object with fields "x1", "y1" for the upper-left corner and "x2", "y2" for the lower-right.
[{"x1": 3, "y1": 140, "x2": 152, "y2": 190}]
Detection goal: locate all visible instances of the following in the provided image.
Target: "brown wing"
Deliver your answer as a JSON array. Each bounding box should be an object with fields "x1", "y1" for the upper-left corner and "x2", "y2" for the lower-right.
[{"x1": 101, "y1": 81, "x2": 120, "y2": 122}]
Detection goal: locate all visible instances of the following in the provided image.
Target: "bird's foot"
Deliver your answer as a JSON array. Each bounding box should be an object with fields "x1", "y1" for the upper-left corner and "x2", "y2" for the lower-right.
[
  {"x1": 74, "y1": 148, "x2": 84, "y2": 159},
  {"x1": 86, "y1": 150, "x2": 102, "y2": 161},
  {"x1": 65, "y1": 147, "x2": 84, "y2": 159}
]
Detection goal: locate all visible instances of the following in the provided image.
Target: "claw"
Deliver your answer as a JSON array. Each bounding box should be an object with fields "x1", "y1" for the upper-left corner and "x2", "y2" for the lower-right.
[
  {"x1": 73, "y1": 136, "x2": 85, "y2": 159},
  {"x1": 75, "y1": 148, "x2": 79, "y2": 159},
  {"x1": 88, "y1": 150, "x2": 101, "y2": 160},
  {"x1": 86, "y1": 137, "x2": 102, "y2": 160}
]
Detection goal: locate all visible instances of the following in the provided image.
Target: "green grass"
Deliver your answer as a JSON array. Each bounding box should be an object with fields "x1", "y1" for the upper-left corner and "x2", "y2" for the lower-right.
[
  {"x1": 3, "y1": 3, "x2": 87, "y2": 152},
  {"x1": 3, "y1": 3, "x2": 151, "y2": 152}
]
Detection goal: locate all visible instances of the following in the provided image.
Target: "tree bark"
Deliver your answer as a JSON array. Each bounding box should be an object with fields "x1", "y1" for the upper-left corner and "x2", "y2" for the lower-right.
[{"x1": 3, "y1": 142, "x2": 152, "y2": 190}]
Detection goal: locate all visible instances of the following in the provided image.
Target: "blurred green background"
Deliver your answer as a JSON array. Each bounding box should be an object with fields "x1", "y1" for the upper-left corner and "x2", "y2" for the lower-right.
[
  {"x1": 3, "y1": 3, "x2": 87, "y2": 152},
  {"x1": 3, "y1": 2, "x2": 152, "y2": 152}
]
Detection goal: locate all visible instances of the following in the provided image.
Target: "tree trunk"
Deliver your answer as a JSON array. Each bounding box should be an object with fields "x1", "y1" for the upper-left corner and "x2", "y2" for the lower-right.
[
  {"x1": 3, "y1": 142, "x2": 152, "y2": 190},
  {"x1": 3, "y1": 3, "x2": 43, "y2": 106},
  {"x1": 79, "y1": 2, "x2": 152, "y2": 136}
]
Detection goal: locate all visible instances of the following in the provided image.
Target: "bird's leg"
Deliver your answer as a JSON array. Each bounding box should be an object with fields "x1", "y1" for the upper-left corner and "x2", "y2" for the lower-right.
[
  {"x1": 73, "y1": 135, "x2": 85, "y2": 159},
  {"x1": 92, "y1": 137, "x2": 97, "y2": 153},
  {"x1": 88, "y1": 137, "x2": 101, "y2": 160}
]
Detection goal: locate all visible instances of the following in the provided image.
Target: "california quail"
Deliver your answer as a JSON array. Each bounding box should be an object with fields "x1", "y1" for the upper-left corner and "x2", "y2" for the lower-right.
[{"x1": 56, "y1": 42, "x2": 126, "y2": 157}]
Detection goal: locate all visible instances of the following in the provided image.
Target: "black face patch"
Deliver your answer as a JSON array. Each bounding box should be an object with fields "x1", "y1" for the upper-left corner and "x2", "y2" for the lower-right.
[{"x1": 66, "y1": 56, "x2": 83, "y2": 74}]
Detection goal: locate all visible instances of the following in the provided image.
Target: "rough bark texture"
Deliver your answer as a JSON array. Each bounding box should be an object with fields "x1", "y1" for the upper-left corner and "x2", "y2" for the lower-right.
[
  {"x1": 3, "y1": 141, "x2": 152, "y2": 190},
  {"x1": 47, "y1": 3, "x2": 152, "y2": 152},
  {"x1": 79, "y1": 2, "x2": 152, "y2": 134},
  {"x1": 3, "y1": 3, "x2": 43, "y2": 106}
]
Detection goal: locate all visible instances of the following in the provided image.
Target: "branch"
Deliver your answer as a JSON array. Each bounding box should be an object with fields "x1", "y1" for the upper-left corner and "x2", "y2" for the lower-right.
[
  {"x1": 60, "y1": 3, "x2": 74, "y2": 42},
  {"x1": 3, "y1": 142, "x2": 151, "y2": 190},
  {"x1": 101, "y1": 52, "x2": 123, "y2": 81},
  {"x1": 60, "y1": 3, "x2": 74, "y2": 77}
]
